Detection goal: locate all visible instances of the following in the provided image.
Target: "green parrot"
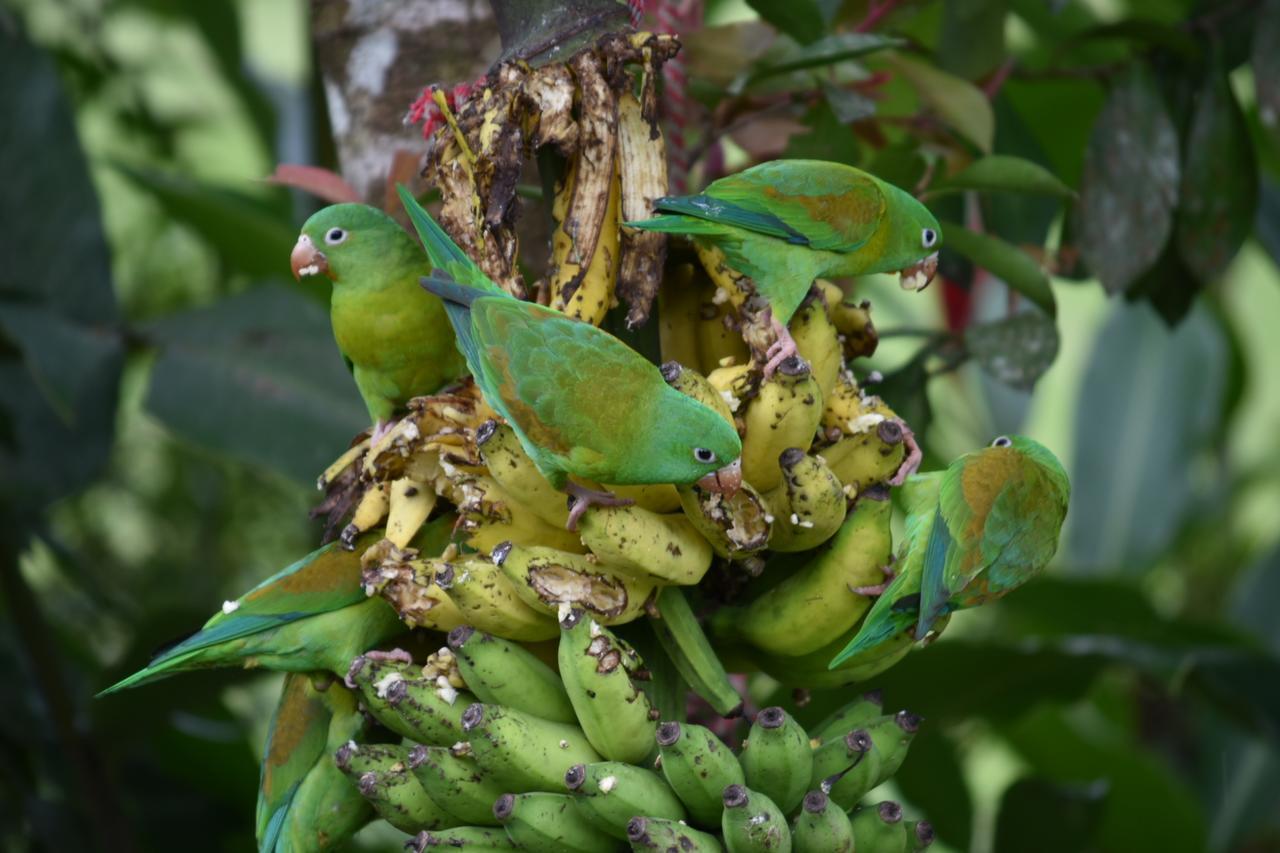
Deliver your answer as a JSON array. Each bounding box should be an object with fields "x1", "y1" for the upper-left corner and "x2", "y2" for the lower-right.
[
  {"x1": 291, "y1": 203, "x2": 467, "y2": 444},
  {"x1": 258, "y1": 673, "x2": 371, "y2": 852},
  {"x1": 397, "y1": 185, "x2": 744, "y2": 530},
  {"x1": 626, "y1": 159, "x2": 942, "y2": 374},
  {"x1": 828, "y1": 435, "x2": 1070, "y2": 668}
]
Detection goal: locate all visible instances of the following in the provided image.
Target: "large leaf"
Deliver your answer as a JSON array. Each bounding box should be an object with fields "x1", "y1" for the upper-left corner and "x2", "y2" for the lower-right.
[
  {"x1": 0, "y1": 26, "x2": 122, "y2": 513},
  {"x1": 1174, "y1": 64, "x2": 1258, "y2": 282},
  {"x1": 964, "y1": 311, "x2": 1060, "y2": 390},
  {"x1": 1066, "y1": 301, "x2": 1226, "y2": 572},
  {"x1": 935, "y1": 155, "x2": 1075, "y2": 199},
  {"x1": 1075, "y1": 66, "x2": 1180, "y2": 294},
  {"x1": 982, "y1": 96, "x2": 1068, "y2": 248},
  {"x1": 744, "y1": 0, "x2": 825, "y2": 45},
  {"x1": 1252, "y1": 0, "x2": 1280, "y2": 150},
  {"x1": 782, "y1": 100, "x2": 861, "y2": 165},
  {"x1": 993, "y1": 777, "x2": 1108, "y2": 853},
  {"x1": 143, "y1": 286, "x2": 367, "y2": 484},
  {"x1": 938, "y1": 221, "x2": 1056, "y2": 317},
  {"x1": 883, "y1": 53, "x2": 995, "y2": 153}
]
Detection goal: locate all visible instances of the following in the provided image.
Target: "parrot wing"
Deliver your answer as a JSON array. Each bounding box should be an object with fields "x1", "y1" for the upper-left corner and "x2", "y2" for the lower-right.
[{"x1": 257, "y1": 673, "x2": 333, "y2": 851}]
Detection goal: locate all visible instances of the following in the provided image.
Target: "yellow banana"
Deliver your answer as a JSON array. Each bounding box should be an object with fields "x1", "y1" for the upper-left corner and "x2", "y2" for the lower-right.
[
  {"x1": 657, "y1": 263, "x2": 704, "y2": 370},
  {"x1": 604, "y1": 482, "x2": 682, "y2": 513},
  {"x1": 816, "y1": 376, "x2": 907, "y2": 494},
  {"x1": 476, "y1": 420, "x2": 569, "y2": 528},
  {"x1": 764, "y1": 449, "x2": 847, "y2": 553},
  {"x1": 362, "y1": 551, "x2": 467, "y2": 632},
  {"x1": 318, "y1": 438, "x2": 369, "y2": 491},
  {"x1": 577, "y1": 504, "x2": 713, "y2": 585},
  {"x1": 740, "y1": 357, "x2": 824, "y2": 493},
  {"x1": 693, "y1": 243, "x2": 751, "y2": 313},
  {"x1": 385, "y1": 477, "x2": 437, "y2": 549},
  {"x1": 492, "y1": 541, "x2": 658, "y2": 626},
  {"x1": 789, "y1": 296, "x2": 842, "y2": 403},
  {"x1": 340, "y1": 482, "x2": 391, "y2": 549},
  {"x1": 677, "y1": 481, "x2": 772, "y2": 561},
  {"x1": 616, "y1": 91, "x2": 668, "y2": 328},
  {"x1": 661, "y1": 361, "x2": 736, "y2": 424},
  {"x1": 829, "y1": 295, "x2": 879, "y2": 360},
  {"x1": 455, "y1": 475, "x2": 586, "y2": 555},
  {"x1": 430, "y1": 555, "x2": 560, "y2": 641},
  {"x1": 694, "y1": 292, "x2": 750, "y2": 376},
  {"x1": 706, "y1": 361, "x2": 756, "y2": 423}
]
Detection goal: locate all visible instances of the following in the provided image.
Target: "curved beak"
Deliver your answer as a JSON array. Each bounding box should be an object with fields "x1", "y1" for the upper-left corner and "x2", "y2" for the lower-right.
[
  {"x1": 899, "y1": 251, "x2": 938, "y2": 292},
  {"x1": 291, "y1": 234, "x2": 330, "y2": 281},
  {"x1": 696, "y1": 458, "x2": 742, "y2": 497}
]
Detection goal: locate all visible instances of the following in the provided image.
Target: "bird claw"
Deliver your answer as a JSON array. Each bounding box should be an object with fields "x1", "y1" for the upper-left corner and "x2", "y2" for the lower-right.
[
  {"x1": 344, "y1": 648, "x2": 413, "y2": 688},
  {"x1": 564, "y1": 483, "x2": 634, "y2": 531},
  {"x1": 850, "y1": 561, "x2": 897, "y2": 597},
  {"x1": 369, "y1": 418, "x2": 398, "y2": 451},
  {"x1": 888, "y1": 419, "x2": 922, "y2": 486},
  {"x1": 761, "y1": 314, "x2": 799, "y2": 379}
]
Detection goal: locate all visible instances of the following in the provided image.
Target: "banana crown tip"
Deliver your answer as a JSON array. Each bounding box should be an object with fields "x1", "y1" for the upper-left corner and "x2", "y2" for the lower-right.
[{"x1": 722, "y1": 784, "x2": 748, "y2": 809}]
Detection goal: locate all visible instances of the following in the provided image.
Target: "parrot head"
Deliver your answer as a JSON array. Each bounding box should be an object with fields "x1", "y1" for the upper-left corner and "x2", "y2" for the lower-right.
[
  {"x1": 618, "y1": 391, "x2": 744, "y2": 494},
  {"x1": 875, "y1": 181, "x2": 942, "y2": 292},
  {"x1": 292, "y1": 203, "x2": 407, "y2": 283}
]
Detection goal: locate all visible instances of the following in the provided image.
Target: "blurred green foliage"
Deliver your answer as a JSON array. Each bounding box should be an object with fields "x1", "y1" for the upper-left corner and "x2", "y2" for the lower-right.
[{"x1": 3, "y1": 0, "x2": 1280, "y2": 851}]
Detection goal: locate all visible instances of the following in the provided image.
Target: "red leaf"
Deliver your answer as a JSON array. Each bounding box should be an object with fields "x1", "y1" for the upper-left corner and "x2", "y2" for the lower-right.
[{"x1": 264, "y1": 164, "x2": 360, "y2": 204}]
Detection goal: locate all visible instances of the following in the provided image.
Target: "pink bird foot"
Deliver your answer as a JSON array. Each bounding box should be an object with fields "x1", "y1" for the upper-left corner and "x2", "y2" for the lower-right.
[
  {"x1": 762, "y1": 312, "x2": 800, "y2": 378},
  {"x1": 564, "y1": 482, "x2": 634, "y2": 531},
  {"x1": 887, "y1": 419, "x2": 922, "y2": 486},
  {"x1": 370, "y1": 418, "x2": 397, "y2": 448},
  {"x1": 344, "y1": 648, "x2": 413, "y2": 688},
  {"x1": 851, "y1": 560, "x2": 897, "y2": 597}
]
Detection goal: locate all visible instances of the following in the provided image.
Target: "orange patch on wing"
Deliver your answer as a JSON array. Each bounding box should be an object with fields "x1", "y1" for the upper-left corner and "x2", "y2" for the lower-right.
[
  {"x1": 485, "y1": 344, "x2": 570, "y2": 455},
  {"x1": 959, "y1": 448, "x2": 1023, "y2": 539},
  {"x1": 262, "y1": 677, "x2": 319, "y2": 783},
  {"x1": 763, "y1": 186, "x2": 880, "y2": 238}
]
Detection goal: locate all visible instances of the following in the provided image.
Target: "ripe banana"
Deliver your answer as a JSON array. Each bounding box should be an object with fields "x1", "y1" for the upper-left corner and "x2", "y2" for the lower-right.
[
  {"x1": 655, "y1": 721, "x2": 745, "y2": 827},
  {"x1": 558, "y1": 609, "x2": 657, "y2": 764},
  {"x1": 737, "y1": 707, "x2": 812, "y2": 816},
  {"x1": 456, "y1": 475, "x2": 587, "y2": 555},
  {"x1": 477, "y1": 419, "x2": 569, "y2": 528},
  {"x1": 694, "y1": 243, "x2": 752, "y2": 314},
  {"x1": 340, "y1": 481, "x2": 391, "y2": 549},
  {"x1": 850, "y1": 802, "x2": 908, "y2": 853},
  {"x1": 564, "y1": 761, "x2": 687, "y2": 839},
  {"x1": 605, "y1": 481, "x2": 683, "y2": 513},
  {"x1": 447, "y1": 625, "x2": 576, "y2": 724},
  {"x1": 347, "y1": 655, "x2": 475, "y2": 746},
  {"x1": 764, "y1": 449, "x2": 847, "y2": 553},
  {"x1": 829, "y1": 298, "x2": 879, "y2": 361},
  {"x1": 720, "y1": 784, "x2": 790, "y2": 853},
  {"x1": 334, "y1": 742, "x2": 460, "y2": 834},
  {"x1": 433, "y1": 556, "x2": 560, "y2": 641},
  {"x1": 626, "y1": 816, "x2": 725, "y2": 852},
  {"x1": 407, "y1": 744, "x2": 507, "y2": 827},
  {"x1": 791, "y1": 790, "x2": 854, "y2": 853},
  {"x1": 677, "y1": 481, "x2": 772, "y2": 561},
  {"x1": 578, "y1": 504, "x2": 713, "y2": 585},
  {"x1": 362, "y1": 554, "x2": 468, "y2": 633},
  {"x1": 809, "y1": 729, "x2": 880, "y2": 811},
  {"x1": 318, "y1": 438, "x2": 368, "y2": 491},
  {"x1": 461, "y1": 702, "x2": 601, "y2": 791},
  {"x1": 493, "y1": 541, "x2": 658, "y2": 626},
  {"x1": 650, "y1": 587, "x2": 742, "y2": 717},
  {"x1": 789, "y1": 296, "x2": 841, "y2": 404},
  {"x1": 816, "y1": 379, "x2": 908, "y2": 494},
  {"x1": 706, "y1": 361, "x2": 756, "y2": 424},
  {"x1": 408, "y1": 825, "x2": 518, "y2": 851},
  {"x1": 385, "y1": 477, "x2": 438, "y2": 549},
  {"x1": 740, "y1": 356, "x2": 824, "y2": 493},
  {"x1": 492, "y1": 792, "x2": 620, "y2": 852},
  {"x1": 811, "y1": 690, "x2": 884, "y2": 743},
  {"x1": 616, "y1": 90, "x2": 668, "y2": 328},
  {"x1": 657, "y1": 264, "x2": 705, "y2": 370},
  {"x1": 661, "y1": 360, "x2": 736, "y2": 424},
  {"x1": 720, "y1": 489, "x2": 892, "y2": 657}
]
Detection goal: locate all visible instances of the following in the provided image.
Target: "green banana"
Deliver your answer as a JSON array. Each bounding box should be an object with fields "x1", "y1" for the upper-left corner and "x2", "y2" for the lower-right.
[
  {"x1": 745, "y1": 620, "x2": 917, "y2": 689},
  {"x1": 738, "y1": 707, "x2": 812, "y2": 816},
  {"x1": 447, "y1": 625, "x2": 576, "y2": 724},
  {"x1": 477, "y1": 419, "x2": 570, "y2": 528},
  {"x1": 865, "y1": 711, "x2": 922, "y2": 786},
  {"x1": 906, "y1": 819, "x2": 935, "y2": 850},
  {"x1": 334, "y1": 742, "x2": 461, "y2": 834},
  {"x1": 407, "y1": 826, "x2": 519, "y2": 851},
  {"x1": 558, "y1": 609, "x2": 657, "y2": 764},
  {"x1": 407, "y1": 744, "x2": 507, "y2": 827},
  {"x1": 791, "y1": 790, "x2": 854, "y2": 853},
  {"x1": 811, "y1": 690, "x2": 883, "y2": 743},
  {"x1": 850, "y1": 801, "x2": 908, "y2": 853},
  {"x1": 492, "y1": 541, "x2": 658, "y2": 626},
  {"x1": 433, "y1": 556, "x2": 560, "y2": 641},
  {"x1": 461, "y1": 702, "x2": 601, "y2": 791},
  {"x1": 492, "y1": 792, "x2": 622, "y2": 852},
  {"x1": 650, "y1": 587, "x2": 743, "y2": 717},
  {"x1": 626, "y1": 816, "x2": 725, "y2": 851},
  {"x1": 578, "y1": 503, "x2": 713, "y2": 585},
  {"x1": 721, "y1": 488, "x2": 892, "y2": 658},
  {"x1": 564, "y1": 761, "x2": 687, "y2": 839},
  {"x1": 809, "y1": 729, "x2": 880, "y2": 811},
  {"x1": 655, "y1": 721, "x2": 745, "y2": 827},
  {"x1": 347, "y1": 654, "x2": 475, "y2": 746},
  {"x1": 764, "y1": 449, "x2": 847, "y2": 553},
  {"x1": 720, "y1": 784, "x2": 791, "y2": 852}
]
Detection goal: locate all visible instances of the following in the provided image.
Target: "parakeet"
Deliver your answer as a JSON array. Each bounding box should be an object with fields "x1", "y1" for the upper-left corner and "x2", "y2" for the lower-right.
[
  {"x1": 397, "y1": 185, "x2": 743, "y2": 530},
  {"x1": 99, "y1": 535, "x2": 401, "y2": 693},
  {"x1": 258, "y1": 673, "x2": 371, "y2": 852},
  {"x1": 627, "y1": 159, "x2": 942, "y2": 374},
  {"x1": 828, "y1": 435, "x2": 1070, "y2": 668},
  {"x1": 291, "y1": 203, "x2": 467, "y2": 444}
]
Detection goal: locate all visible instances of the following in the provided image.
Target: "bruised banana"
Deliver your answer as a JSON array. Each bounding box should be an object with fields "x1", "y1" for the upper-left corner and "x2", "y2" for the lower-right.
[
  {"x1": 764, "y1": 449, "x2": 847, "y2": 553},
  {"x1": 720, "y1": 784, "x2": 790, "y2": 853},
  {"x1": 706, "y1": 361, "x2": 756, "y2": 423},
  {"x1": 740, "y1": 356, "x2": 824, "y2": 493},
  {"x1": 791, "y1": 790, "x2": 854, "y2": 853},
  {"x1": 456, "y1": 475, "x2": 586, "y2": 555},
  {"x1": 318, "y1": 438, "x2": 368, "y2": 491},
  {"x1": 461, "y1": 702, "x2": 601, "y2": 791},
  {"x1": 661, "y1": 360, "x2": 736, "y2": 424},
  {"x1": 655, "y1": 722, "x2": 745, "y2": 827},
  {"x1": 719, "y1": 489, "x2": 891, "y2": 657},
  {"x1": 493, "y1": 541, "x2": 657, "y2": 626},
  {"x1": 615, "y1": 90, "x2": 668, "y2": 328},
  {"x1": 564, "y1": 761, "x2": 686, "y2": 839},
  {"x1": 447, "y1": 625, "x2": 576, "y2": 724},
  {"x1": 347, "y1": 655, "x2": 475, "y2": 746},
  {"x1": 548, "y1": 132, "x2": 620, "y2": 325},
  {"x1": 334, "y1": 742, "x2": 460, "y2": 834},
  {"x1": 558, "y1": 609, "x2": 657, "y2": 764},
  {"x1": 850, "y1": 802, "x2": 908, "y2": 853},
  {"x1": 817, "y1": 379, "x2": 907, "y2": 493},
  {"x1": 578, "y1": 503, "x2": 712, "y2": 585},
  {"x1": 789, "y1": 295, "x2": 842, "y2": 404},
  {"x1": 650, "y1": 587, "x2": 742, "y2": 717},
  {"x1": 737, "y1": 707, "x2": 812, "y2": 816},
  {"x1": 677, "y1": 481, "x2": 772, "y2": 561},
  {"x1": 492, "y1": 792, "x2": 620, "y2": 853},
  {"x1": 432, "y1": 556, "x2": 560, "y2": 641},
  {"x1": 627, "y1": 817, "x2": 724, "y2": 852},
  {"x1": 407, "y1": 744, "x2": 507, "y2": 827}
]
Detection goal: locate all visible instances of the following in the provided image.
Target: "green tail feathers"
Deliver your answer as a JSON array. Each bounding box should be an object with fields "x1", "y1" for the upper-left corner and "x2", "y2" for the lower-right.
[{"x1": 395, "y1": 183, "x2": 502, "y2": 293}]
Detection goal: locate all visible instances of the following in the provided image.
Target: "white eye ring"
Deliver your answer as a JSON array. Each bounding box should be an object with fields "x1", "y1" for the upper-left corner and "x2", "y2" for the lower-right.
[
  {"x1": 693, "y1": 447, "x2": 716, "y2": 464},
  {"x1": 922, "y1": 228, "x2": 937, "y2": 248},
  {"x1": 325, "y1": 227, "x2": 348, "y2": 245},
  {"x1": 992, "y1": 435, "x2": 1012, "y2": 448}
]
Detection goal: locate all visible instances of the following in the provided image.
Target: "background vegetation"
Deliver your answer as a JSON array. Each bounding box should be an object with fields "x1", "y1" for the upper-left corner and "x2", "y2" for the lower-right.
[{"x1": 3, "y1": 0, "x2": 1280, "y2": 850}]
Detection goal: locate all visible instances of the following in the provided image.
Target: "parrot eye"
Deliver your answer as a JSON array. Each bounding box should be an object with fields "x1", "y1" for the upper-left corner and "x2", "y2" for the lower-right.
[
  {"x1": 325, "y1": 227, "x2": 348, "y2": 245},
  {"x1": 921, "y1": 228, "x2": 937, "y2": 249},
  {"x1": 693, "y1": 447, "x2": 717, "y2": 464},
  {"x1": 992, "y1": 435, "x2": 1012, "y2": 448}
]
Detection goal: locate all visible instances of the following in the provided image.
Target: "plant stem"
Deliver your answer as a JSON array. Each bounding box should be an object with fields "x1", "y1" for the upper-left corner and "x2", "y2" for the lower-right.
[{"x1": 490, "y1": 0, "x2": 629, "y2": 65}]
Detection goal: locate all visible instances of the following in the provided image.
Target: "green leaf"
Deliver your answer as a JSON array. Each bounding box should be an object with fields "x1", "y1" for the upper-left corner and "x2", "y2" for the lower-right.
[
  {"x1": 994, "y1": 778, "x2": 1107, "y2": 853},
  {"x1": 1075, "y1": 66, "x2": 1180, "y2": 294},
  {"x1": 1174, "y1": 63, "x2": 1258, "y2": 282},
  {"x1": 981, "y1": 96, "x2": 1066, "y2": 248},
  {"x1": 1252, "y1": 0, "x2": 1280, "y2": 150},
  {"x1": 884, "y1": 53, "x2": 995, "y2": 153},
  {"x1": 964, "y1": 311, "x2": 1060, "y2": 390},
  {"x1": 743, "y1": 0, "x2": 825, "y2": 45},
  {"x1": 782, "y1": 100, "x2": 861, "y2": 165},
  {"x1": 1124, "y1": 242, "x2": 1201, "y2": 326},
  {"x1": 936, "y1": 0, "x2": 1008, "y2": 80},
  {"x1": 143, "y1": 286, "x2": 367, "y2": 484},
  {"x1": 935, "y1": 155, "x2": 1075, "y2": 199},
  {"x1": 1066, "y1": 301, "x2": 1226, "y2": 572},
  {"x1": 937, "y1": 221, "x2": 1056, "y2": 317}
]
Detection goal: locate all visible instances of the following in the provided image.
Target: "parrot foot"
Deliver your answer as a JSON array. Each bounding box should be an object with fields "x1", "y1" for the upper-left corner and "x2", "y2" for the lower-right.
[
  {"x1": 851, "y1": 560, "x2": 897, "y2": 597},
  {"x1": 564, "y1": 483, "x2": 634, "y2": 531},
  {"x1": 369, "y1": 418, "x2": 397, "y2": 449},
  {"x1": 762, "y1": 314, "x2": 800, "y2": 378},
  {"x1": 344, "y1": 649, "x2": 414, "y2": 688},
  {"x1": 887, "y1": 418, "x2": 922, "y2": 485}
]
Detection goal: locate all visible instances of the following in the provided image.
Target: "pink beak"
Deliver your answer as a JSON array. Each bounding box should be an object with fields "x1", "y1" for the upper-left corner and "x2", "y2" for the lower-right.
[
  {"x1": 291, "y1": 234, "x2": 331, "y2": 280},
  {"x1": 696, "y1": 458, "x2": 742, "y2": 497},
  {"x1": 899, "y1": 252, "x2": 939, "y2": 292}
]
